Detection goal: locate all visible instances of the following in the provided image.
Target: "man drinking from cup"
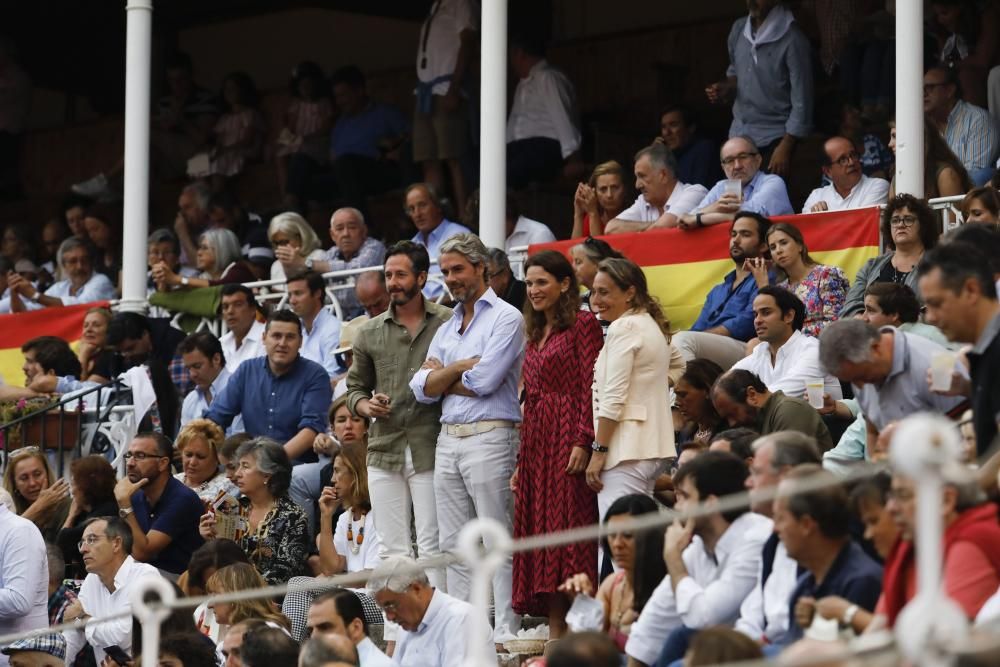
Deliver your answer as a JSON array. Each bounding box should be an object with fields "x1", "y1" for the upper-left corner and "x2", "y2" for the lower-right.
[{"x1": 678, "y1": 136, "x2": 794, "y2": 230}]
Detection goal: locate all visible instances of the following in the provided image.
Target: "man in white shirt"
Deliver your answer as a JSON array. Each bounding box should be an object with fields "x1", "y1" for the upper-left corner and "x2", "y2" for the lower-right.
[
  {"x1": 370, "y1": 556, "x2": 496, "y2": 666},
  {"x1": 735, "y1": 431, "x2": 822, "y2": 647},
  {"x1": 626, "y1": 452, "x2": 772, "y2": 666},
  {"x1": 62, "y1": 517, "x2": 163, "y2": 665},
  {"x1": 287, "y1": 270, "x2": 343, "y2": 382},
  {"x1": 406, "y1": 182, "x2": 472, "y2": 300},
  {"x1": 413, "y1": 0, "x2": 477, "y2": 216},
  {"x1": 306, "y1": 589, "x2": 392, "y2": 667},
  {"x1": 605, "y1": 143, "x2": 708, "y2": 234},
  {"x1": 802, "y1": 136, "x2": 889, "y2": 213},
  {"x1": 178, "y1": 331, "x2": 241, "y2": 432},
  {"x1": 732, "y1": 287, "x2": 842, "y2": 399},
  {"x1": 506, "y1": 33, "x2": 582, "y2": 188},
  {"x1": 218, "y1": 284, "x2": 266, "y2": 374},
  {"x1": 0, "y1": 503, "x2": 48, "y2": 667},
  {"x1": 6, "y1": 237, "x2": 116, "y2": 312}
]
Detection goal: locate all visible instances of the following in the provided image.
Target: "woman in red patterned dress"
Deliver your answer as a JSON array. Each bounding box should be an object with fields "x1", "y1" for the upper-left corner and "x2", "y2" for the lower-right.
[{"x1": 511, "y1": 249, "x2": 604, "y2": 637}]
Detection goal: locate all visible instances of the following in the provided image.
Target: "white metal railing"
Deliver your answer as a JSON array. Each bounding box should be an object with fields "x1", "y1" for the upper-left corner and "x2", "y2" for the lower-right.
[{"x1": 9, "y1": 413, "x2": 997, "y2": 667}]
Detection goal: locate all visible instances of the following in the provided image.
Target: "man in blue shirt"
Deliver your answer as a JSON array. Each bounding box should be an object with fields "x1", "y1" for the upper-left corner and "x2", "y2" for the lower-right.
[
  {"x1": 410, "y1": 232, "x2": 525, "y2": 644},
  {"x1": 775, "y1": 465, "x2": 882, "y2": 641},
  {"x1": 406, "y1": 182, "x2": 472, "y2": 300},
  {"x1": 114, "y1": 432, "x2": 205, "y2": 577},
  {"x1": 672, "y1": 212, "x2": 771, "y2": 369},
  {"x1": 287, "y1": 269, "x2": 342, "y2": 383},
  {"x1": 678, "y1": 136, "x2": 793, "y2": 230},
  {"x1": 206, "y1": 309, "x2": 332, "y2": 464}
]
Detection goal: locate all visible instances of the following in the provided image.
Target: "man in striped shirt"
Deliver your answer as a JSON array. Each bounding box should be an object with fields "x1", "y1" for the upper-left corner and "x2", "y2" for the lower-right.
[{"x1": 925, "y1": 65, "x2": 1000, "y2": 186}]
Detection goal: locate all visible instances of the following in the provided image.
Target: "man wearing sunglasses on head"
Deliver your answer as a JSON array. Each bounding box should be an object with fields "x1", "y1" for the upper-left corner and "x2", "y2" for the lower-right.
[{"x1": 114, "y1": 432, "x2": 204, "y2": 579}]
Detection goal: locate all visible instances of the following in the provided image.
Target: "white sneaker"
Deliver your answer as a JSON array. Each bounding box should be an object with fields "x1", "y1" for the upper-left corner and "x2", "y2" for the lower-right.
[{"x1": 71, "y1": 173, "x2": 110, "y2": 199}]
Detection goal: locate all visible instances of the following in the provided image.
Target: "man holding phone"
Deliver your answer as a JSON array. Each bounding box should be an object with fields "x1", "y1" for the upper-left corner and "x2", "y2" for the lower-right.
[
  {"x1": 62, "y1": 517, "x2": 163, "y2": 666},
  {"x1": 346, "y1": 240, "x2": 452, "y2": 589}
]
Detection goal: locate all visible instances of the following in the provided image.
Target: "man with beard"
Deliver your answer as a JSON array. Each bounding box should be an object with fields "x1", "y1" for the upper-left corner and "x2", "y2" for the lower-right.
[
  {"x1": 346, "y1": 241, "x2": 453, "y2": 589},
  {"x1": 409, "y1": 233, "x2": 525, "y2": 645},
  {"x1": 113, "y1": 432, "x2": 204, "y2": 578},
  {"x1": 672, "y1": 211, "x2": 772, "y2": 369}
]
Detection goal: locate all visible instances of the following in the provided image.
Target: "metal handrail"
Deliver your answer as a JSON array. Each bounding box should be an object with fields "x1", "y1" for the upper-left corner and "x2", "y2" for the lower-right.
[{"x1": 0, "y1": 379, "x2": 128, "y2": 474}]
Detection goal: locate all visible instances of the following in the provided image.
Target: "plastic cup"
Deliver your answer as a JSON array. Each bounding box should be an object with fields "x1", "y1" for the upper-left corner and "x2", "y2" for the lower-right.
[
  {"x1": 805, "y1": 379, "x2": 825, "y2": 409},
  {"x1": 930, "y1": 351, "x2": 957, "y2": 391},
  {"x1": 723, "y1": 178, "x2": 742, "y2": 200}
]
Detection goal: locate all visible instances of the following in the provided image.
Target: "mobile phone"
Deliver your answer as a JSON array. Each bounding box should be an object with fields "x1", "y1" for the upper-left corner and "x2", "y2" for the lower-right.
[{"x1": 104, "y1": 646, "x2": 132, "y2": 665}]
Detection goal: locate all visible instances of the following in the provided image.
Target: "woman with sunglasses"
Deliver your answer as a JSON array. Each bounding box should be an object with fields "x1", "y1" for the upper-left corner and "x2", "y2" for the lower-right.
[
  {"x1": 199, "y1": 437, "x2": 310, "y2": 586},
  {"x1": 2, "y1": 447, "x2": 71, "y2": 543}
]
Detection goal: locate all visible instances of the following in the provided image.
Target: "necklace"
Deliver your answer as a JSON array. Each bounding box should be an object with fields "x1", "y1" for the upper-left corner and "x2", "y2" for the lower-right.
[{"x1": 345, "y1": 510, "x2": 366, "y2": 555}]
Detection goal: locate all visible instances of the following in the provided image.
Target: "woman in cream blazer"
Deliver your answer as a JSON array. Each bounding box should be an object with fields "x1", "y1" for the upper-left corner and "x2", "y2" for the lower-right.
[{"x1": 586, "y1": 258, "x2": 680, "y2": 522}]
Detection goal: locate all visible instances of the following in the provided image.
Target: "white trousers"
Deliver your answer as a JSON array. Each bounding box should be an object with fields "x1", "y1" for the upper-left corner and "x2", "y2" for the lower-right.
[
  {"x1": 597, "y1": 458, "x2": 664, "y2": 573},
  {"x1": 367, "y1": 447, "x2": 445, "y2": 590},
  {"x1": 672, "y1": 330, "x2": 749, "y2": 369},
  {"x1": 434, "y1": 426, "x2": 521, "y2": 642}
]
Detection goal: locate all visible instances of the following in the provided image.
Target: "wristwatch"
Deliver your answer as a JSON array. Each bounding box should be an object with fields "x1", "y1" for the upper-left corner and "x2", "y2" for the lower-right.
[
  {"x1": 180, "y1": 276, "x2": 190, "y2": 286},
  {"x1": 591, "y1": 443, "x2": 609, "y2": 453},
  {"x1": 841, "y1": 604, "x2": 859, "y2": 627},
  {"x1": 305, "y1": 258, "x2": 314, "y2": 270},
  {"x1": 695, "y1": 213, "x2": 704, "y2": 228},
  {"x1": 119, "y1": 506, "x2": 134, "y2": 520}
]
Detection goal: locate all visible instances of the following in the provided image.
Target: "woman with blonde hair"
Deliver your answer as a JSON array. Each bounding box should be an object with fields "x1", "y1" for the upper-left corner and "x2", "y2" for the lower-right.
[
  {"x1": 2, "y1": 447, "x2": 71, "y2": 543},
  {"x1": 268, "y1": 211, "x2": 325, "y2": 282},
  {"x1": 174, "y1": 418, "x2": 237, "y2": 502},
  {"x1": 572, "y1": 161, "x2": 629, "y2": 238},
  {"x1": 206, "y1": 562, "x2": 290, "y2": 630},
  {"x1": 586, "y1": 258, "x2": 681, "y2": 534},
  {"x1": 78, "y1": 306, "x2": 113, "y2": 382},
  {"x1": 317, "y1": 441, "x2": 381, "y2": 576}
]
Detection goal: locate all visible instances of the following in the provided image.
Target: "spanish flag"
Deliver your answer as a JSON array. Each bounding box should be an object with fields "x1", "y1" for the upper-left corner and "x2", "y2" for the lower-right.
[
  {"x1": 528, "y1": 207, "x2": 881, "y2": 330},
  {"x1": 0, "y1": 302, "x2": 101, "y2": 387}
]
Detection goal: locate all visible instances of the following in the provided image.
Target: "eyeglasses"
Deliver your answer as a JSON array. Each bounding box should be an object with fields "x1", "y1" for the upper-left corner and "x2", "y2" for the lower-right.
[
  {"x1": 832, "y1": 151, "x2": 860, "y2": 167},
  {"x1": 78, "y1": 534, "x2": 107, "y2": 550},
  {"x1": 721, "y1": 152, "x2": 759, "y2": 167},
  {"x1": 123, "y1": 451, "x2": 168, "y2": 461},
  {"x1": 889, "y1": 215, "x2": 918, "y2": 228},
  {"x1": 271, "y1": 239, "x2": 292, "y2": 248}
]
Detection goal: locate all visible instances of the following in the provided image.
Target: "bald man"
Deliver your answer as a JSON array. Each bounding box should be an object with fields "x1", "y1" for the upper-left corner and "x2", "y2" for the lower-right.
[{"x1": 354, "y1": 271, "x2": 390, "y2": 318}]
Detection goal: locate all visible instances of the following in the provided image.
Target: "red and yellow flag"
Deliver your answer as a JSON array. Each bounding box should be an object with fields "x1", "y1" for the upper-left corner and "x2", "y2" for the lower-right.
[
  {"x1": 528, "y1": 207, "x2": 881, "y2": 330},
  {"x1": 0, "y1": 302, "x2": 104, "y2": 387}
]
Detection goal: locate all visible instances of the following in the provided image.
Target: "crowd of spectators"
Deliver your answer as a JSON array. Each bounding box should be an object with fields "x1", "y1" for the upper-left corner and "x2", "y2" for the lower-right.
[{"x1": 4, "y1": 2, "x2": 1000, "y2": 667}]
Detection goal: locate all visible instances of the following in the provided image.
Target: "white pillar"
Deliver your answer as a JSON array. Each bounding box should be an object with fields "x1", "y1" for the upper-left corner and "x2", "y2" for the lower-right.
[
  {"x1": 478, "y1": 0, "x2": 508, "y2": 250},
  {"x1": 119, "y1": 0, "x2": 154, "y2": 313},
  {"x1": 895, "y1": 0, "x2": 924, "y2": 197}
]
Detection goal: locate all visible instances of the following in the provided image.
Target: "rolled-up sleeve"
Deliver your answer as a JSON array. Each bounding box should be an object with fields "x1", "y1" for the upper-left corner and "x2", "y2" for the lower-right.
[
  {"x1": 297, "y1": 366, "x2": 333, "y2": 433},
  {"x1": 409, "y1": 327, "x2": 447, "y2": 404},
  {"x1": 461, "y1": 309, "x2": 524, "y2": 396},
  {"x1": 596, "y1": 318, "x2": 639, "y2": 421},
  {"x1": 346, "y1": 329, "x2": 376, "y2": 416}
]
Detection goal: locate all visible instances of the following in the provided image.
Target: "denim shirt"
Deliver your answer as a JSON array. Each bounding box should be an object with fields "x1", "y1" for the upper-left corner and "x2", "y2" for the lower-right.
[{"x1": 691, "y1": 269, "x2": 762, "y2": 341}]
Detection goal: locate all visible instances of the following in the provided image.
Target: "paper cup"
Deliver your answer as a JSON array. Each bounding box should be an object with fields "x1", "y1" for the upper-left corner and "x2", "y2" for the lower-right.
[
  {"x1": 805, "y1": 379, "x2": 825, "y2": 409},
  {"x1": 930, "y1": 351, "x2": 957, "y2": 391}
]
